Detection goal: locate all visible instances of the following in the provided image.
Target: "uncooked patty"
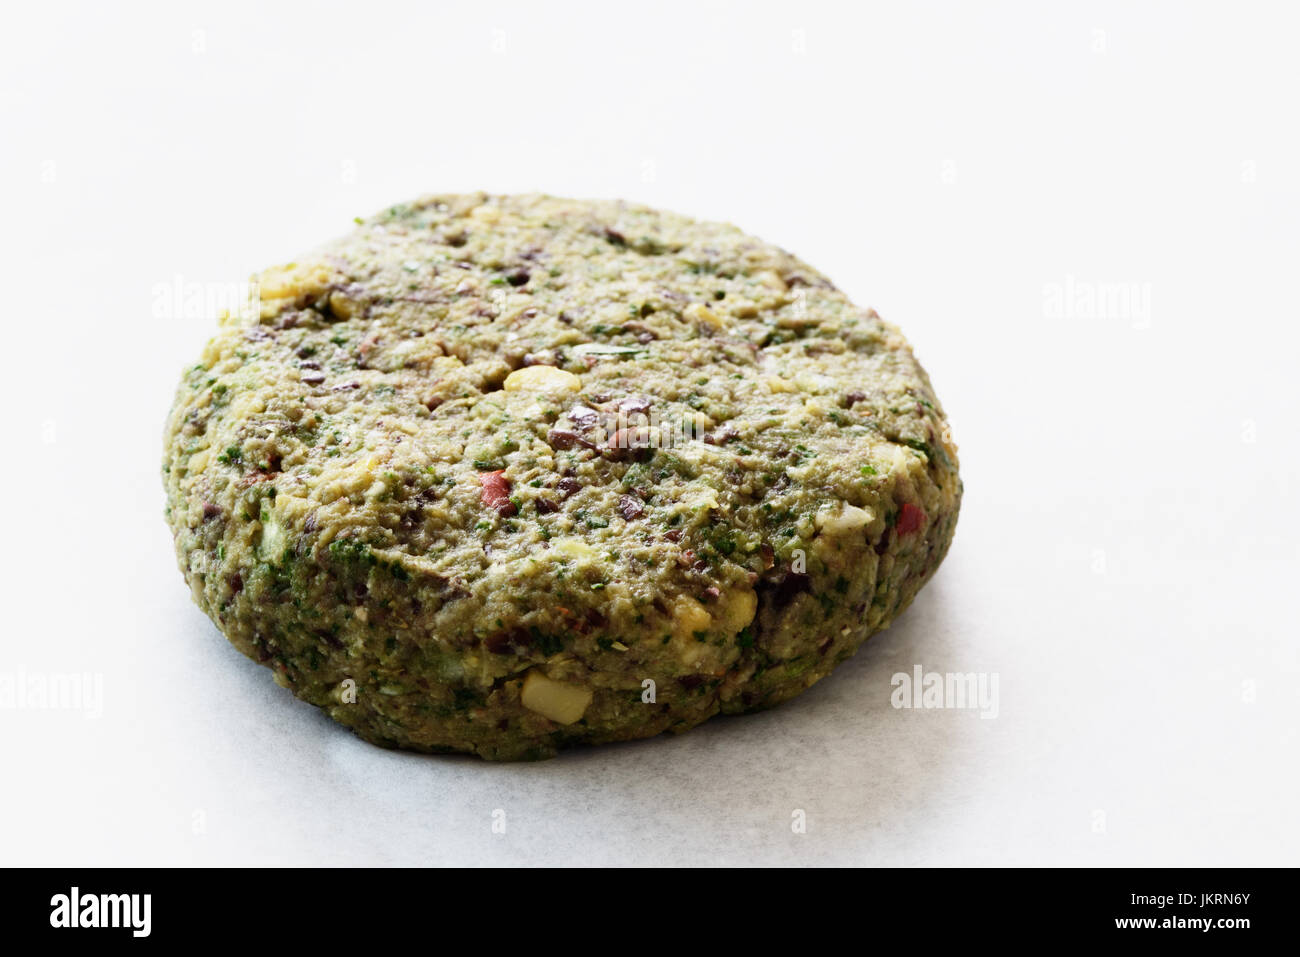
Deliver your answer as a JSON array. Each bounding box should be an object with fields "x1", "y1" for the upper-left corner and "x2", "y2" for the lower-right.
[{"x1": 163, "y1": 193, "x2": 962, "y2": 759}]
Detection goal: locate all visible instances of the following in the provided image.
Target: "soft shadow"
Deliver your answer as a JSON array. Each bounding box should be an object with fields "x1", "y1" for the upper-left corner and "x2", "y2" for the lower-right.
[{"x1": 395, "y1": 575, "x2": 969, "y2": 865}]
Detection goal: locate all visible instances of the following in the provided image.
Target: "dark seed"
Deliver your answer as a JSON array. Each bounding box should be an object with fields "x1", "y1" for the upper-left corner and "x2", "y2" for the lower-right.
[
  {"x1": 758, "y1": 571, "x2": 811, "y2": 611},
  {"x1": 547, "y1": 429, "x2": 598, "y2": 451},
  {"x1": 485, "y1": 627, "x2": 533, "y2": 655},
  {"x1": 618, "y1": 395, "x2": 652, "y2": 416},
  {"x1": 567, "y1": 405, "x2": 600, "y2": 429}
]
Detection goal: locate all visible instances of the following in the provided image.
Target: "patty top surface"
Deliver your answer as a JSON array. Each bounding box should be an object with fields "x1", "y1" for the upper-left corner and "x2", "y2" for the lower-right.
[{"x1": 165, "y1": 192, "x2": 959, "y2": 724}]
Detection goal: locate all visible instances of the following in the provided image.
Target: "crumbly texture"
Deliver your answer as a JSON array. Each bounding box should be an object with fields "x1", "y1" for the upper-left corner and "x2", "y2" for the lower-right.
[{"x1": 163, "y1": 193, "x2": 962, "y2": 760}]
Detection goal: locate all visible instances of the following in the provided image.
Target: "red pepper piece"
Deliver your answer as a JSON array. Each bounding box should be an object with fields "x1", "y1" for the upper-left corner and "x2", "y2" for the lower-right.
[
  {"x1": 897, "y1": 502, "x2": 925, "y2": 536},
  {"x1": 479, "y1": 470, "x2": 517, "y2": 516}
]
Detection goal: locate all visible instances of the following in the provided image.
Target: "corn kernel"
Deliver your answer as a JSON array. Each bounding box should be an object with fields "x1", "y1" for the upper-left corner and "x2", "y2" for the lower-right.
[
  {"x1": 672, "y1": 596, "x2": 713, "y2": 641},
  {"x1": 815, "y1": 503, "x2": 875, "y2": 535},
  {"x1": 503, "y1": 366, "x2": 582, "y2": 392},
  {"x1": 718, "y1": 588, "x2": 758, "y2": 634},
  {"x1": 521, "y1": 671, "x2": 593, "y2": 724},
  {"x1": 685, "y1": 302, "x2": 725, "y2": 330}
]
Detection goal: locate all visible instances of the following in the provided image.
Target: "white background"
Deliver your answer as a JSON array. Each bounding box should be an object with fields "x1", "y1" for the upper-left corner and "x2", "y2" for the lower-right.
[{"x1": 2, "y1": 0, "x2": 1296, "y2": 866}]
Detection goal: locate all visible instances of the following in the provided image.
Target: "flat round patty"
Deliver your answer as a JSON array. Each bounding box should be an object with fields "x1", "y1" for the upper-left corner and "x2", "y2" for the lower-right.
[{"x1": 163, "y1": 193, "x2": 962, "y2": 759}]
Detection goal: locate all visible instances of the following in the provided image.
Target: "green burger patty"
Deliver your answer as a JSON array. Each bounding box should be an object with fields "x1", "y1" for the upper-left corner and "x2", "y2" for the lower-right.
[{"x1": 162, "y1": 193, "x2": 962, "y2": 760}]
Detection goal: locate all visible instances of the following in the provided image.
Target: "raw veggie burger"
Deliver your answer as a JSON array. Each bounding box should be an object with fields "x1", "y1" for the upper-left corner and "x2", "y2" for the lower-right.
[{"x1": 163, "y1": 193, "x2": 962, "y2": 759}]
